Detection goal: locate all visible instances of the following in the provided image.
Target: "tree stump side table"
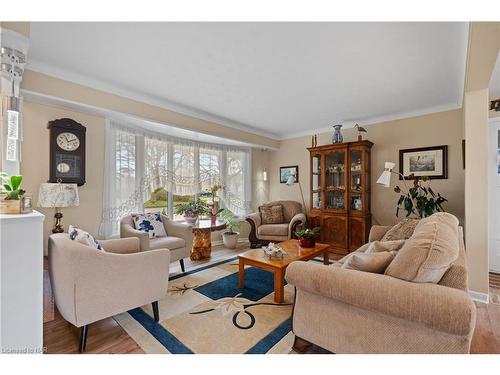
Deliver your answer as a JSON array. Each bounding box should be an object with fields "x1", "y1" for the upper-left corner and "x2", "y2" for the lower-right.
[{"x1": 190, "y1": 219, "x2": 227, "y2": 261}]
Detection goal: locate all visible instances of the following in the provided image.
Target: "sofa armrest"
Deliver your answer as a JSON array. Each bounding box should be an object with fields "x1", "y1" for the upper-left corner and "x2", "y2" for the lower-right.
[
  {"x1": 246, "y1": 212, "x2": 262, "y2": 227},
  {"x1": 120, "y1": 223, "x2": 150, "y2": 251},
  {"x1": 288, "y1": 213, "x2": 306, "y2": 238},
  {"x1": 162, "y1": 215, "x2": 194, "y2": 250},
  {"x1": 368, "y1": 225, "x2": 392, "y2": 242},
  {"x1": 100, "y1": 237, "x2": 140, "y2": 254},
  {"x1": 73, "y1": 247, "x2": 171, "y2": 326},
  {"x1": 285, "y1": 261, "x2": 476, "y2": 336}
]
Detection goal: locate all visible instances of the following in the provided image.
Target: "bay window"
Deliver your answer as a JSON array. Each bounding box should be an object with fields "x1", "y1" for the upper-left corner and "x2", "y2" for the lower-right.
[{"x1": 100, "y1": 119, "x2": 251, "y2": 238}]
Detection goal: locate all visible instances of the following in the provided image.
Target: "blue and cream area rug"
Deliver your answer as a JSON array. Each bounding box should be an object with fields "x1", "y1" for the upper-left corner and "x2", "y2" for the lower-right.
[{"x1": 114, "y1": 256, "x2": 296, "y2": 354}]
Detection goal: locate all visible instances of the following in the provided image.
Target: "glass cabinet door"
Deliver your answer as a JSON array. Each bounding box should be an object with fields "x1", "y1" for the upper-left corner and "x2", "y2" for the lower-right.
[
  {"x1": 325, "y1": 150, "x2": 346, "y2": 210},
  {"x1": 350, "y1": 149, "x2": 363, "y2": 212},
  {"x1": 311, "y1": 154, "x2": 322, "y2": 209}
]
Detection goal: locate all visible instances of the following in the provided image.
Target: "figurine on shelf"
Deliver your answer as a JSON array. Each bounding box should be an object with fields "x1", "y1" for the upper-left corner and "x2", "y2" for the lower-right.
[{"x1": 354, "y1": 124, "x2": 367, "y2": 141}]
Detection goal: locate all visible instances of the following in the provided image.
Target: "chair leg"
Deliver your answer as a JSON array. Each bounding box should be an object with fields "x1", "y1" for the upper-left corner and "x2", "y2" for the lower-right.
[
  {"x1": 152, "y1": 301, "x2": 160, "y2": 322},
  {"x1": 79, "y1": 325, "x2": 88, "y2": 353},
  {"x1": 179, "y1": 258, "x2": 186, "y2": 273},
  {"x1": 293, "y1": 335, "x2": 313, "y2": 354}
]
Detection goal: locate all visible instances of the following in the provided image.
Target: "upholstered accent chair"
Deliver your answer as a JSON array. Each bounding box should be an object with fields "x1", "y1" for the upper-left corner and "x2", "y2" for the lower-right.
[
  {"x1": 246, "y1": 200, "x2": 306, "y2": 248},
  {"x1": 48, "y1": 234, "x2": 170, "y2": 352},
  {"x1": 285, "y1": 218, "x2": 477, "y2": 354},
  {"x1": 120, "y1": 213, "x2": 192, "y2": 272}
]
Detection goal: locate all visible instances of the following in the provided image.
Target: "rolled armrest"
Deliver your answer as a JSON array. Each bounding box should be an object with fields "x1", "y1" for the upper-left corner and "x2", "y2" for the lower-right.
[
  {"x1": 246, "y1": 212, "x2": 262, "y2": 227},
  {"x1": 285, "y1": 261, "x2": 476, "y2": 336},
  {"x1": 288, "y1": 213, "x2": 306, "y2": 237},
  {"x1": 162, "y1": 214, "x2": 194, "y2": 249},
  {"x1": 120, "y1": 223, "x2": 150, "y2": 251},
  {"x1": 100, "y1": 237, "x2": 140, "y2": 254},
  {"x1": 368, "y1": 225, "x2": 392, "y2": 242}
]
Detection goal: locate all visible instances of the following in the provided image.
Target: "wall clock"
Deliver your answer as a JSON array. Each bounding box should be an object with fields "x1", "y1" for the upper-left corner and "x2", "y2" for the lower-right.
[{"x1": 48, "y1": 118, "x2": 86, "y2": 186}]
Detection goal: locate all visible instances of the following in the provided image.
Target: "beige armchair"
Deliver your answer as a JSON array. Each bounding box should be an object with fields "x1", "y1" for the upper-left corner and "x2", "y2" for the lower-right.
[
  {"x1": 48, "y1": 233, "x2": 170, "y2": 352},
  {"x1": 120, "y1": 213, "x2": 193, "y2": 272},
  {"x1": 246, "y1": 200, "x2": 306, "y2": 248},
  {"x1": 285, "y1": 224, "x2": 476, "y2": 354}
]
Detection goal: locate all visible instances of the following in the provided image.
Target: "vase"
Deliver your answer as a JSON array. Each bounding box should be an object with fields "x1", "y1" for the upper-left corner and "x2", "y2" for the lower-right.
[
  {"x1": 184, "y1": 214, "x2": 198, "y2": 224},
  {"x1": 298, "y1": 237, "x2": 315, "y2": 248},
  {"x1": 331, "y1": 124, "x2": 343, "y2": 144}
]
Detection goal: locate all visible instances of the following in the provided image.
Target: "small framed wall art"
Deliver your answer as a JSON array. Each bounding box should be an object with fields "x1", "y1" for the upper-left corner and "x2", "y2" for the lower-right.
[
  {"x1": 280, "y1": 165, "x2": 299, "y2": 183},
  {"x1": 399, "y1": 145, "x2": 448, "y2": 180}
]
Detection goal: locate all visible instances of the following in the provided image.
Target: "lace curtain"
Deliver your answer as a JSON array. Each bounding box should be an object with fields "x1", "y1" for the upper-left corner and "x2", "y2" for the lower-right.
[{"x1": 100, "y1": 119, "x2": 252, "y2": 238}]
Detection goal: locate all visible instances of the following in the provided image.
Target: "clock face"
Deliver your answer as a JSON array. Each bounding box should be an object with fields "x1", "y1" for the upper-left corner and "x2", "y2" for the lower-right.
[{"x1": 56, "y1": 132, "x2": 80, "y2": 151}]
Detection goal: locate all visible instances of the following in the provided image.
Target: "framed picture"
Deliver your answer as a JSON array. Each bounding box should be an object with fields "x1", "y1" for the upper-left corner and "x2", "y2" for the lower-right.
[
  {"x1": 399, "y1": 145, "x2": 448, "y2": 180},
  {"x1": 280, "y1": 165, "x2": 299, "y2": 183}
]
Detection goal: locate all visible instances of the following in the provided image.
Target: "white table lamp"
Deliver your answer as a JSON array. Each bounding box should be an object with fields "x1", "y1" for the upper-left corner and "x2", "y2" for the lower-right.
[{"x1": 38, "y1": 181, "x2": 79, "y2": 233}]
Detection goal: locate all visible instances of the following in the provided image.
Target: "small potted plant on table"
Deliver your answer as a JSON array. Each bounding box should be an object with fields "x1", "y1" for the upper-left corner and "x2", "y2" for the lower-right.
[
  {"x1": 220, "y1": 209, "x2": 240, "y2": 249},
  {"x1": 0, "y1": 173, "x2": 25, "y2": 214},
  {"x1": 174, "y1": 200, "x2": 209, "y2": 224},
  {"x1": 295, "y1": 227, "x2": 320, "y2": 248}
]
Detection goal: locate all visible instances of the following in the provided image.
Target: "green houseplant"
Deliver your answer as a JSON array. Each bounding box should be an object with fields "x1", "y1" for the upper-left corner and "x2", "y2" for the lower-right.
[
  {"x1": 295, "y1": 227, "x2": 320, "y2": 248},
  {"x1": 394, "y1": 175, "x2": 447, "y2": 218},
  {"x1": 174, "y1": 200, "x2": 209, "y2": 223},
  {"x1": 220, "y1": 209, "x2": 240, "y2": 249},
  {"x1": 0, "y1": 172, "x2": 25, "y2": 214}
]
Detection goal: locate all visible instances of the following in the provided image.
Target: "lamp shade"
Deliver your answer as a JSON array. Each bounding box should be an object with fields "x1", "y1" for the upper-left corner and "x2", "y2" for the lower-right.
[
  {"x1": 38, "y1": 183, "x2": 79, "y2": 208},
  {"x1": 376, "y1": 162, "x2": 396, "y2": 187},
  {"x1": 286, "y1": 174, "x2": 296, "y2": 186}
]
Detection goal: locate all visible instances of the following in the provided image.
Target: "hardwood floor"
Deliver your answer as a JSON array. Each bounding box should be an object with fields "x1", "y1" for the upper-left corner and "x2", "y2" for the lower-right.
[{"x1": 43, "y1": 245, "x2": 500, "y2": 354}]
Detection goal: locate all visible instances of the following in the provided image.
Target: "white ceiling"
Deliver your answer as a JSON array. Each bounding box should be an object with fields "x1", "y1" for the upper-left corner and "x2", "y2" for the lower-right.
[{"x1": 27, "y1": 22, "x2": 469, "y2": 139}]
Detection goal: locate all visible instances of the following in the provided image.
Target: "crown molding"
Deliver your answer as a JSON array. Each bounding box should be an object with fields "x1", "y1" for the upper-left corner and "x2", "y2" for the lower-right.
[
  {"x1": 279, "y1": 103, "x2": 462, "y2": 140},
  {"x1": 26, "y1": 58, "x2": 281, "y2": 140}
]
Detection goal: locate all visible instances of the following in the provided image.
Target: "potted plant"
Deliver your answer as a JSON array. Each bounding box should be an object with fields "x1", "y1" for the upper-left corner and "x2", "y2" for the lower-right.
[
  {"x1": 220, "y1": 209, "x2": 240, "y2": 249},
  {"x1": 174, "y1": 200, "x2": 209, "y2": 224},
  {"x1": 0, "y1": 173, "x2": 25, "y2": 214},
  {"x1": 295, "y1": 227, "x2": 320, "y2": 248},
  {"x1": 394, "y1": 175, "x2": 448, "y2": 218}
]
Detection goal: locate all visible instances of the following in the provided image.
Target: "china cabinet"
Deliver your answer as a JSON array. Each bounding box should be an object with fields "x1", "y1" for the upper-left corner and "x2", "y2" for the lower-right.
[{"x1": 308, "y1": 140, "x2": 373, "y2": 254}]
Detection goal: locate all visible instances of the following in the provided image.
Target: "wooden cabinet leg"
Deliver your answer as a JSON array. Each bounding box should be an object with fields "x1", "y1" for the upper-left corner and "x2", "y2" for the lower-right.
[{"x1": 274, "y1": 270, "x2": 284, "y2": 303}]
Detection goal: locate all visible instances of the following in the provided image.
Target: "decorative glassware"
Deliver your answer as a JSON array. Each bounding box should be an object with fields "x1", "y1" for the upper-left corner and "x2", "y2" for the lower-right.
[{"x1": 331, "y1": 124, "x2": 344, "y2": 144}]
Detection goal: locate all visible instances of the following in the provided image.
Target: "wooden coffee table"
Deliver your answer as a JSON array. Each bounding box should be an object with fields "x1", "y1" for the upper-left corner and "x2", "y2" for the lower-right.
[{"x1": 238, "y1": 240, "x2": 330, "y2": 303}]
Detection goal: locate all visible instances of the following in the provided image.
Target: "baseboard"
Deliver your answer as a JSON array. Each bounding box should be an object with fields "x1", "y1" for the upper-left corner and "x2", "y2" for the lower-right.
[{"x1": 469, "y1": 290, "x2": 489, "y2": 304}]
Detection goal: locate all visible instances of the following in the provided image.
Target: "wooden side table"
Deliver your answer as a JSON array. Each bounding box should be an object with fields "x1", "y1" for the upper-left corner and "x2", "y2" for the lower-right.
[{"x1": 190, "y1": 219, "x2": 227, "y2": 260}]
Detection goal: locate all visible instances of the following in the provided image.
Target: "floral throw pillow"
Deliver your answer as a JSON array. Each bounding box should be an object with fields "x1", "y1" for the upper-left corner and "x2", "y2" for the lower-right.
[
  {"x1": 132, "y1": 212, "x2": 167, "y2": 239},
  {"x1": 68, "y1": 225, "x2": 105, "y2": 251},
  {"x1": 259, "y1": 204, "x2": 284, "y2": 224}
]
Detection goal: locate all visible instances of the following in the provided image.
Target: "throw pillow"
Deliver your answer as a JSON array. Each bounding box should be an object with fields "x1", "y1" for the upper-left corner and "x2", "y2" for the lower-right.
[
  {"x1": 341, "y1": 251, "x2": 396, "y2": 274},
  {"x1": 364, "y1": 239, "x2": 406, "y2": 253},
  {"x1": 259, "y1": 204, "x2": 284, "y2": 225},
  {"x1": 132, "y1": 212, "x2": 167, "y2": 239},
  {"x1": 384, "y1": 212, "x2": 460, "y2": 283},
  {"x1": 68, "y1": 225, "x2": 104, "y2": 251},
  {"x1": 381, "y1": 218, "x2": 419, "y2": 241}
]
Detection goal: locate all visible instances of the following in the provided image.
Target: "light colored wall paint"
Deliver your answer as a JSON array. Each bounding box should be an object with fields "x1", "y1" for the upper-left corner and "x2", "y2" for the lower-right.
[
  {"x1": 464, "y1": 89, "x2": 491, "y2": 295},
  {"x1": 20, "y1": 99, "x2": 269, "y2": 252},
  {"x1": 22, "y1": 100, "x2": 106, "y2": 254},
  {"x1": 21, "y1": 70, "x2": 279, "y2": 150},
  {"x1": 269, "y1": 109, "x2": 465, "y2": 226}
]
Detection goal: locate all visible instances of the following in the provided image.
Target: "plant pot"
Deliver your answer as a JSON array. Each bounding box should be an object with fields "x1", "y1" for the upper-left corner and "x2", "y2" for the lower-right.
[
  {"x1": 0, "y1": 194, "x2": 21, "y2": 214},
  {"x1": 298, "y1": 237, "x2": 315, "y2": 248},
  {"x1": 222, "y1": 231, "x2": 239, "y2": 249},
  {"x1": 210, "y1": 215, "x2": 217, "y2": 225},
  {"x1": 184, "y1": 214, "x2": 198, "y2": 224}
]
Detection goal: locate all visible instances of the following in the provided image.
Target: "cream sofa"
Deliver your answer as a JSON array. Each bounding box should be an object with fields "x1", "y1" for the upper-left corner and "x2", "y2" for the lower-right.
[
  {"x1": 246, "y1": 200, "x2": 306, "y2": 248},
  {"x1": 48, "y1": 234, "x2": 170, "y2": 352},
  {"x1": 285, "y1": 218, "x2": 476, "y2": 354},
  {"x1": 120, "y1": 213, "x2": 193, "y2": 272}
]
